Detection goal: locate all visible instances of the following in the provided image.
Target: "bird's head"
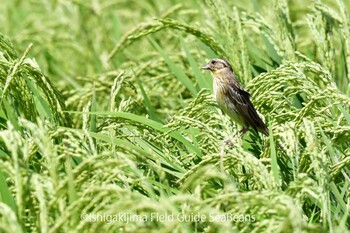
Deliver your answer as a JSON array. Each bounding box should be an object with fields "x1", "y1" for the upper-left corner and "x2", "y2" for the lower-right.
[{"x1": 201, "y1": 58, "x2": 233, "y2": 73}]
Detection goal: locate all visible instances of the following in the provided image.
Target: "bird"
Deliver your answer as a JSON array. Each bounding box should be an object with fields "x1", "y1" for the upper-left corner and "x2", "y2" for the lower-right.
[{"x1": 202, "y1": 58, "x2": 269, "y2": 141}]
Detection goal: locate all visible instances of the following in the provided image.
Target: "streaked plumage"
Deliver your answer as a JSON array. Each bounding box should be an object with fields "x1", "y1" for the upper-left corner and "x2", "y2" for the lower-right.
[{"x1": 202, "y1": 58, "x2": 269, "y2": 137}]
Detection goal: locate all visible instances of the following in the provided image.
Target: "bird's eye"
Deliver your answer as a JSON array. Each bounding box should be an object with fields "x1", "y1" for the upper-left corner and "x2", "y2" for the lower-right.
[{"x1": 211, "y1": 60, "x2": 216, "y2": 65}]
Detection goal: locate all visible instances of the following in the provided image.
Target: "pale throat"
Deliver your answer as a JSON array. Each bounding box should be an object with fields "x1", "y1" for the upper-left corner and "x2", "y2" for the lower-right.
[{"x1": 212, "y1": 70, "x2": 229, "y2": 100}]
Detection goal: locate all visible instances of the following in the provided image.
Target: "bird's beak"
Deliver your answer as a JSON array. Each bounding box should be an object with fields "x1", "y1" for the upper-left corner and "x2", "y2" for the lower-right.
[{"x1": 201, "y1": 64, "x2": 211, "y2": 70}]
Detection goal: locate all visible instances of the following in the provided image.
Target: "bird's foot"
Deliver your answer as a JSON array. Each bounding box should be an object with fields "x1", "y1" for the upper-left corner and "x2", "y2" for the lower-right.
[
  {"x1": 224, "y1": 138, "x2": 234, "y2": 147},
  {"x1": 222, "y1": 127, "x2": 248, "y2": 147}
]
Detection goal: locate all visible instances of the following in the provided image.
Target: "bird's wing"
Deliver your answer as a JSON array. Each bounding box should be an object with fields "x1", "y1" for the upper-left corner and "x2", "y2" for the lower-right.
[{"x1": 227, "y1": 82, "x2": 268, "y2": 134}]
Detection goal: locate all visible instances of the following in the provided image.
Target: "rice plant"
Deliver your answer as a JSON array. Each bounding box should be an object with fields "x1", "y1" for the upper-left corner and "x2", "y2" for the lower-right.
[{"x1": 0, "y1": 0, "x2": 349, "y2": 232}]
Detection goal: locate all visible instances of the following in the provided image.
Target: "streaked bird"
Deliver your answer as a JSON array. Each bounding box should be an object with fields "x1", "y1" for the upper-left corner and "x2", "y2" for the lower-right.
[{"x1": 202, "y1": 58, "x2": 269, "y2": 140}]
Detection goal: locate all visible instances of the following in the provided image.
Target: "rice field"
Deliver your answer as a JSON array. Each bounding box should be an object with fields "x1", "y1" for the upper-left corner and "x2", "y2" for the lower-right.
[{"x1": 0, "y1": 0, "x2": 349, "y2": 232}]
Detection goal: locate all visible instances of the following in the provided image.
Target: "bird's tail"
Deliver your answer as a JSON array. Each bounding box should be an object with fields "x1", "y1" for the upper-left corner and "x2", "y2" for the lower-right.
[{"x1": 259, "y1": 124, "x2": 269, "y2": 136}]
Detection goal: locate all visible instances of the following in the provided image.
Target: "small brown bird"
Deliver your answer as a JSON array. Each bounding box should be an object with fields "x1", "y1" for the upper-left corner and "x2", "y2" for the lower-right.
[{"x1": 202, "y1": 58, "x2": 269, "y2": 138}]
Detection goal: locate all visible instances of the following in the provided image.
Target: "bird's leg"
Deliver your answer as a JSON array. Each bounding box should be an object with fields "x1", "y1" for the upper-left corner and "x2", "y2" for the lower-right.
[
  {"x1": 223, "y1": 127, "x2": 249, "y2": 146},
  {"x1": 238, "y1": 127, "x2": 249, "y2": 137}
]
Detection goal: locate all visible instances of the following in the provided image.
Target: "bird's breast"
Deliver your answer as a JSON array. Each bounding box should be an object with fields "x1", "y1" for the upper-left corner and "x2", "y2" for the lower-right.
[
  {"x1": 213, "y1": 76, "x2": 245, "y2": 126},
  {"x1": 213, "y1": 75, "x2": 230, "y2": 106}
]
